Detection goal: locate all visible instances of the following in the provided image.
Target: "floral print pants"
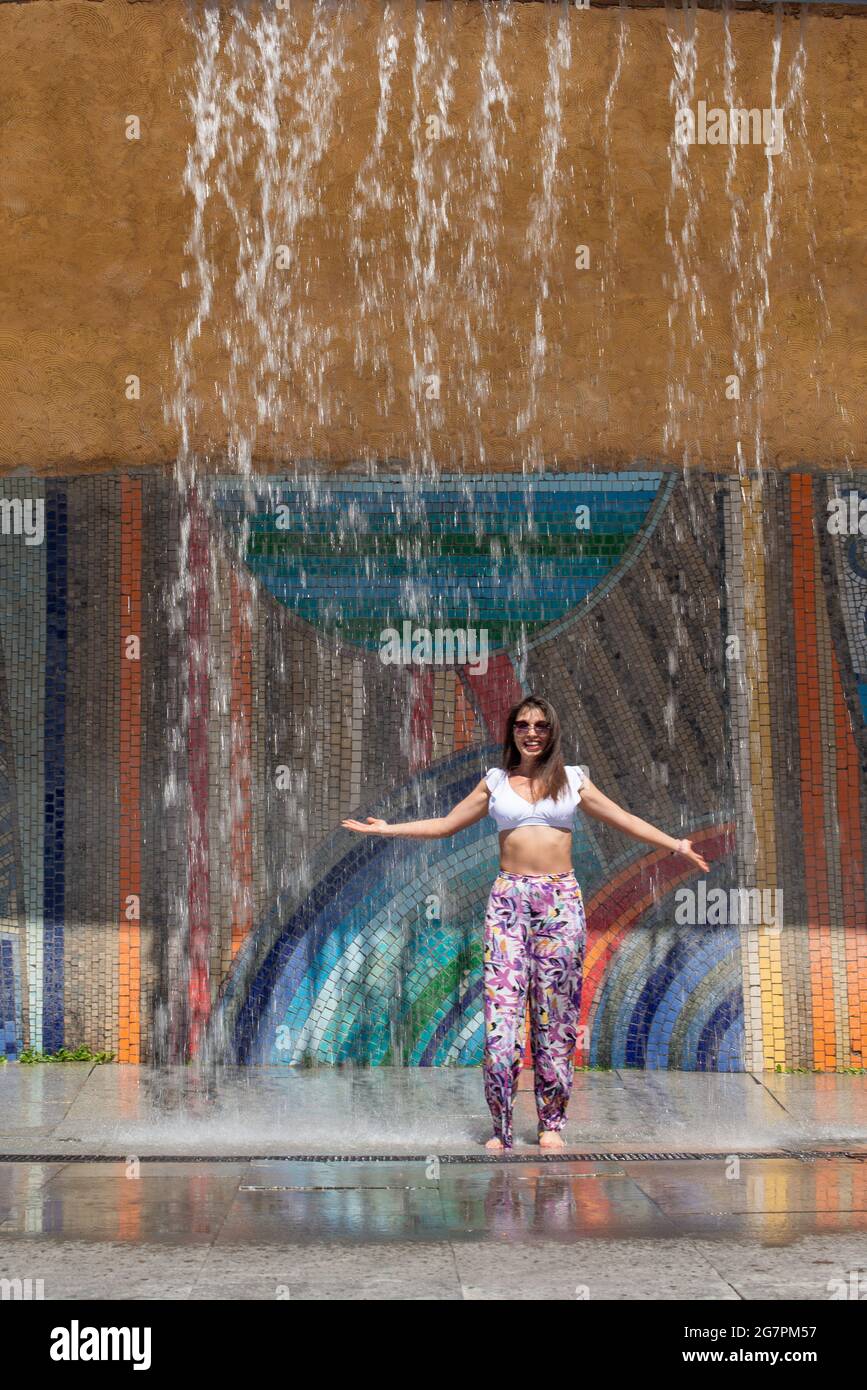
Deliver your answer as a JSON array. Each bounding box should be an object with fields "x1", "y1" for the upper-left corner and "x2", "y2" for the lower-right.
[{"x1": 483, "y1": 870, "x2": 586, "y2": 1149}]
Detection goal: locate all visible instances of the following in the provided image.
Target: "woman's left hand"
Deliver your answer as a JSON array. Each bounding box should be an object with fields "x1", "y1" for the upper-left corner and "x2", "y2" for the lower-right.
[
  {"x1": 341, "y1": 816, "x2": 392, "y2": 836},
  {"x1": 675, "y1": 838, "x2": 710, "y2": 873}
]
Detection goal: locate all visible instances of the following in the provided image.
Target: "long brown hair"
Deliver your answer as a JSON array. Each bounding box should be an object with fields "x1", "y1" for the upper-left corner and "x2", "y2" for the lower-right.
[{"x1": 500, "y1": 694, "x2": 569, "y2": 803}]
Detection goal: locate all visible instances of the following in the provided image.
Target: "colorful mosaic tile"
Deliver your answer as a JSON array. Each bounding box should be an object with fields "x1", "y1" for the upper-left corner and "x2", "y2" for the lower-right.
[{"x1": 0, "y1": 470, "x2": 865, "y2": 1072}]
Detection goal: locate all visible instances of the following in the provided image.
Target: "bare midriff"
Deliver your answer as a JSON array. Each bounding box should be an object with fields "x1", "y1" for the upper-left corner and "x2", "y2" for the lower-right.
[{"x1": 497, "y1": 825, "x2": 574, "y2": 875}]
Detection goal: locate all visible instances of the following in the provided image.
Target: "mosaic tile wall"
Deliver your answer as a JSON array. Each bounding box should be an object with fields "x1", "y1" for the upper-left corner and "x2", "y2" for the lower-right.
[{"x1": 0, "y1": 470, "x2": 865, "y2": 1072}]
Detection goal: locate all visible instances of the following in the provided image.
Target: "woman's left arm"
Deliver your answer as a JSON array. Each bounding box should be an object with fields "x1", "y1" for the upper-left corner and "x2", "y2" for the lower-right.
[{"x1": 578, "y1": 777, "x2": 710, "y2": 873}]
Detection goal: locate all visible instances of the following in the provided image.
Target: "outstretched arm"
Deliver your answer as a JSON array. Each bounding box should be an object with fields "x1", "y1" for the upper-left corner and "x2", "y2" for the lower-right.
[
  {"x1": 342, "y1": 778, "x2": 490, "y2": 840},
  {"x1": 579, "y1": 776, "x2": 710, "y2": 873}
]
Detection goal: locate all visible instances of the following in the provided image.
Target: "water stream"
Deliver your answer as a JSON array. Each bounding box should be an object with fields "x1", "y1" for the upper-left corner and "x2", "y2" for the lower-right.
[{"x1": 146, "y1": 0, "x2": 834, "y2": 1118}]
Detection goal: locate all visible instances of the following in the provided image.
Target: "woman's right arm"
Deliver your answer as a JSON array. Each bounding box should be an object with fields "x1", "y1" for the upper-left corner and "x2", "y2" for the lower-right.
[{"x1": 341, "y1": 777, "x2": 490, "y2": 839}]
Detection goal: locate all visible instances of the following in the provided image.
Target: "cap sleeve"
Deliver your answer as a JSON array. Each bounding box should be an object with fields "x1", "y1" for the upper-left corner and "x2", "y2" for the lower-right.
[
  {"x1": 567, "y1": 765, "x2": 587, "y2": 798},
  {"x1": 484, "y1": 767, "x2": 504, "y2": 791}
]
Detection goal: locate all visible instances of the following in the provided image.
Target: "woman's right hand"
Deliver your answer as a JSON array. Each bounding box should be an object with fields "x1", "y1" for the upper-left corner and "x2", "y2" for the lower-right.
[{"x1": 341, "y1": 816, "x2": 392, "y2": 836}]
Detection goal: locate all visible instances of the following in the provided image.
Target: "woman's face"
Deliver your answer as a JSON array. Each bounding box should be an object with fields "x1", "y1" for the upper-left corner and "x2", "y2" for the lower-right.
[{"x1": 512, "y1": 706, "x2": 551, "y2": 760}]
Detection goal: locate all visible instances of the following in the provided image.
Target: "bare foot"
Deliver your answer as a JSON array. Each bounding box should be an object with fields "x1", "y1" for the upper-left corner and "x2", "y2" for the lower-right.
[
  {"x1": 538, "y1": 1129, "x2": 565, "y2": 1150},
  {"x1": 485, "y1": 1135, "x2": 505, "y2": 1152}
]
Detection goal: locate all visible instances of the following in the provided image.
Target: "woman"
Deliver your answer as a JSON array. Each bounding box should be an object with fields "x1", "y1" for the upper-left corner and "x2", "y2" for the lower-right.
[{"x1": 342, "y1": 694, "x2": 709, "y2": 1153}]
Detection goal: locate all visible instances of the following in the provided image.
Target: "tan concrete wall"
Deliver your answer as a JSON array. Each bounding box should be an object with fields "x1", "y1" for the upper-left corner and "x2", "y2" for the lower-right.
[{"x1": 0, "y1": 0, "x2": 863, "y2": 473}]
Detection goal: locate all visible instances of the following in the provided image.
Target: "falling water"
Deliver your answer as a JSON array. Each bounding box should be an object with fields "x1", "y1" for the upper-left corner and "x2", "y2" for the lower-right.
[
  {"x1": 783, "y1": 6, "x2": 839, "y2": 439},
  {"x1": 158, "y1": 5, "x2": 223, "y2": 1066},
  {"x1": 721, "y1": 3, "x2": 758, "y2": 908},
  {"x1": 350, "y1": 2, "x2": 403, "y2": 426},
  {"x1": 145, "y1": 0, "x2": 836, "y2": 1107},
  {"x1": 518, "y1": 0, "x2": 571, "y2": 468},
  {"x1": 720, "y1": 4, "x2": 791, "y2": 982},
  {"x1": 215, "y1": 4, "x2": 285, "y2": 475},
  {"x1": 160, "y1": 2, "x2": 354, "y2": 1068},
  {"x1": 405, "y1": 3, "x2": 457, "y2": 476},
  {"x1": 169, "y1": 6, "x2": 221, "y2": 481},
  {"x1": 513, "y1": 0, "x2": 572, "y2": 660},
  {"x1": 723, "y1": 0, "x2": 747, "y2": 478},
  {"x1": 598, "y1": 0, "x2": 629, "y2": 395},
  {"x1": 751, "y1": 2, "x2": 783, "y2": 478},
  {"x1": 270, "y1": 5, "x2": 349, "y2": 441},
  {"x1": 454, "y1": 0, "x2": 514, "y2": 469},
  {"x1": 663, "y1": 0, "x2": 706, "y2": 468}
]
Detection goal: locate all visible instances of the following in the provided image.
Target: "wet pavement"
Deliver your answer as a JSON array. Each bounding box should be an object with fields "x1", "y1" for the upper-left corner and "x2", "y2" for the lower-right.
[
  {"x1": 2, "y1": 1155, "x2": 866, "y2": 1299},
  {"x1": 1, "y1": 1066, "x2": 865, "y2": 1299}
]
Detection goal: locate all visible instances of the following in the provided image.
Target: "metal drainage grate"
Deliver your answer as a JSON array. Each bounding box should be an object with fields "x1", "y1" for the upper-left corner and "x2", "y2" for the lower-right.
[{"x1": 0, "y1": 1149, "x2": 863, "y2": 1164}]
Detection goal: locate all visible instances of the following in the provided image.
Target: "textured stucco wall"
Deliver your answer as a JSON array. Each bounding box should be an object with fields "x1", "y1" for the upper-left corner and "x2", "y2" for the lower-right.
[{"x1": 0, "y1": 0, "x2": 863, "y2": 473}]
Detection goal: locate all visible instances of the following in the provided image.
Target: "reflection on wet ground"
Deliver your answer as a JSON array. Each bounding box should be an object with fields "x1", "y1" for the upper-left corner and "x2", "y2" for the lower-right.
[{"x1": 2, "y1": 1155, "x2": 866, "y2": 1300}]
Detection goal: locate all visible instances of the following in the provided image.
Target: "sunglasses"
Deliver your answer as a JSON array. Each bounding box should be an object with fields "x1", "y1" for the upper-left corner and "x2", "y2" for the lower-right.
[{"x1": 514, "y1": 720, "x2": 550, "y2": 733}]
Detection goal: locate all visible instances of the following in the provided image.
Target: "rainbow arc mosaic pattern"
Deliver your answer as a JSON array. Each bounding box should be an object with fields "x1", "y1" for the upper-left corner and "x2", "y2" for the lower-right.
[{"x1": 0, "y1": 470, "x2": 865, "y2": 1072}]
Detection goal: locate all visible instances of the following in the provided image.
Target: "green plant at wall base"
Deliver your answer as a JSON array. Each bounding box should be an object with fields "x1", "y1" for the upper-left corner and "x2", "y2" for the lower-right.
[
  {"x1": 774, "y1": 1064, "x2": 865, "y2": 1074},
  {"x1": 17, "y1": 1046, "x2": 115, "y2": 1065}
]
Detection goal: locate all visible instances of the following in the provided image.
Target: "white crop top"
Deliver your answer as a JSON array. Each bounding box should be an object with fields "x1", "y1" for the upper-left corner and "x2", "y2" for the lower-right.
[{"x1": 484, "y1": 765, "x2": 586, "y2": 831}]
